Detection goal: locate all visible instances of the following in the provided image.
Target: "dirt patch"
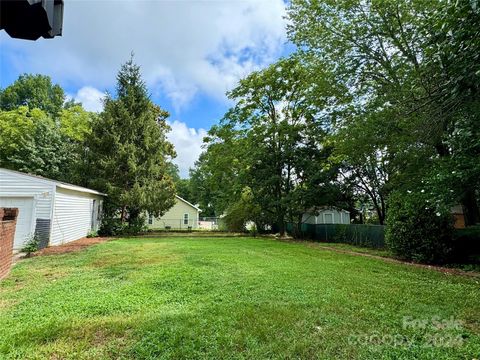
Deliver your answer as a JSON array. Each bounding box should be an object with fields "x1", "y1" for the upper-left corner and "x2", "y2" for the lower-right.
[{"x1": 35, "y1": 237, "x2": 111, "y2": 256}]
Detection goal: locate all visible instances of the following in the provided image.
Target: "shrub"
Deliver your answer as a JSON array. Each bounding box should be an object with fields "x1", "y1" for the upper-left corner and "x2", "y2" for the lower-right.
[
  {"x1": 122, "y1": 214, "x2": 147, "y2": 235},
  {"x1": 385, "y1": 191, "x2": 454, "y2": 264},
  {"x1": 98, "y1": 214, "x2": 147, "y2": 236},
  {"x1": 451, "y1": 225, "x2": 480, "y2": 262},
  {"x1": 86, "y1": 230, "x2": 98, "y2": 238},
  {"x1": 21, "y1": 234, "x2": 39, "y2": 257},
  {"x1": 223, "y1": 187, "x2": 261, "y2": 232},
  {"x1": 98, "y1": 216, "x2": 125, "y2": 236}
]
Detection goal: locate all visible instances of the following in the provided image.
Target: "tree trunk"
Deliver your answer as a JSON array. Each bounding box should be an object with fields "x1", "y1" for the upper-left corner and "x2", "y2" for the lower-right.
[
  {"x1": 374, "y1": 203, "x2": 385, "y2": 225},
  {"x1": 278, "y1": 213, "x2": 285, "y2": 236},
  {"x1": 377, "y1": 199, "x2": 386, "y2": 225},
  {"x1": 120, "y1": 205, "x2": 127, "y2": 223},
  {"x1": 128, "y1": 208, "x2": 141, "y2": 227},
  {"x1": 298, "y1": 214, "x2": 305, "y2": 238}
]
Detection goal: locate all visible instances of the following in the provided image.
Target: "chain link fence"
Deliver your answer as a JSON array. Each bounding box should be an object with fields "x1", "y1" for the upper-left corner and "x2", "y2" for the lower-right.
[{"x1": 147, "y1": 217, "x2": 226, "y2": 231}]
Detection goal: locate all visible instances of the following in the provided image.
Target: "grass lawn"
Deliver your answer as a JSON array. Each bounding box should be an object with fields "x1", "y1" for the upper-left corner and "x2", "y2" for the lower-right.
[{"x1": 0, "y1": 237, "x2": 479, "y2": 359}]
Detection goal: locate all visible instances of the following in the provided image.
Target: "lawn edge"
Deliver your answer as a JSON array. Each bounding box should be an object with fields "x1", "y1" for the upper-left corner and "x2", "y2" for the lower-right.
[{"x1": 278, "y1": 238, "x2": 480, "y2": 278}]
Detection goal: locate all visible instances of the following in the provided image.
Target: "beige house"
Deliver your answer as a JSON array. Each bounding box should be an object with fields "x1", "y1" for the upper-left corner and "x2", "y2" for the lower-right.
[{"x1": 147, "y1": 195, "x2": 201, "y2": 230}]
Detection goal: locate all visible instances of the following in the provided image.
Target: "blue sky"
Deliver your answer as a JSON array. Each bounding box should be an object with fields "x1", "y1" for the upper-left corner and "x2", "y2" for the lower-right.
[{"x1": 0, "y1": 0, "x2": 291, "y2": 177}]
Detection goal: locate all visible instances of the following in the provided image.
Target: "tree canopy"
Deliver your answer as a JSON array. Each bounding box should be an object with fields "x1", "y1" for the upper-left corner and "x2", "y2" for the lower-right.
[
  {"x1": 190, "y1": 0, "x2": 480, "y2": 238},
  {"x1": 287, "y1": 0, "x2": 480, "y2": 225},
  {"x1": 0, "y1": 74, "x2": 65, "y2": 116}
]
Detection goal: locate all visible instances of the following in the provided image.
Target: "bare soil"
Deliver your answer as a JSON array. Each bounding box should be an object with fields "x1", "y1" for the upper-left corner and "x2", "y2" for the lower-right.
[{"x1": 35, "y1": 237, "x2": 111, "y2": 256}]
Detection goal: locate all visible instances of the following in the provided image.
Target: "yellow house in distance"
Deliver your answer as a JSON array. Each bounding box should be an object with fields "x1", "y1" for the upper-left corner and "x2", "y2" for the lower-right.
[{"x1": 147, "y1": 195, "x2": 201, "y2": 230}]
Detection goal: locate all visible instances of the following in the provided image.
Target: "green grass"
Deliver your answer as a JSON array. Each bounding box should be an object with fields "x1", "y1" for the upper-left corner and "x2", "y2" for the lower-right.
[
  {"x1": 0, "y1": 237, "x2": 479, "y2": 359},
  {"x1": 307, "y1": 241, "x2": 393, "y2": 257},
  {"x1": 314, "y1": 242, "x2": 480, "y2": 272}
]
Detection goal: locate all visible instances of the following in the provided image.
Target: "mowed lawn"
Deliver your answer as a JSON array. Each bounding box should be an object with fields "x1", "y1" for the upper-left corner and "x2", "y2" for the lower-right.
[{"x1": 0, "y1": 237, "x2": 479, "y2": 359}]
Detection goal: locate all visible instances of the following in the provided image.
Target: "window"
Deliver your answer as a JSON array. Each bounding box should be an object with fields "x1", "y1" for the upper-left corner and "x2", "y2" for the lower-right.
[
  {"x1": 183, "y1": 213, "x2": 189, "y2": 225},
  {"x1": 148, "y1": 214, "x2": 153, "y2": 225}
]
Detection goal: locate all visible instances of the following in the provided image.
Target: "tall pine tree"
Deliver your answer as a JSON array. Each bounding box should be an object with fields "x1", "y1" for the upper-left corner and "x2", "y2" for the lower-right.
[{"x1": 86, "y1": 56, "x2": 176, "y2": 231}]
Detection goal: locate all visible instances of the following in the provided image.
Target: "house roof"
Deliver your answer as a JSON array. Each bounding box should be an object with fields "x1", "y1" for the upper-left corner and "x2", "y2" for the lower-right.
[
  {"x1": 175, "y1": 195, "x2": 202, "y2": 212},
  {"x1": 0, "y1": 168, "x2": 106, "y2": 196}
]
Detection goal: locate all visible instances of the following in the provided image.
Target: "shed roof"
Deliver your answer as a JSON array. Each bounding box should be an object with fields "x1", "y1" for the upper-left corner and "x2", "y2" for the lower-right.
[
  {"x1": 0, "y1": 168, "x2": 106, "y2": 196},
  {"x1": 306, "y1": 206, "x2": 350, "y2": 214}
]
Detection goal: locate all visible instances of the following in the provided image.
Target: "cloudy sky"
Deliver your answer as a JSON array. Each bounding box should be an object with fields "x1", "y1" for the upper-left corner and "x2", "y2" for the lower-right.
[{"x1": 0, "y1": 0, "x2": 291, "y2": 176}]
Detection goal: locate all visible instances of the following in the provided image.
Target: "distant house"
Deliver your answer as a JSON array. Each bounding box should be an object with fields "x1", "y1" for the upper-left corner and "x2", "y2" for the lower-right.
[
  {"x1": 0, "y1": 168, "x2": 105, "y2": 250},
  {"x1": 451, "y1": 205, "x2": 466, "y2": 229},
  {"x1": 147, "y1": 195, "x2": 201, "y2": 230},
  {"x1": 302, "y1": 207, "x2": 351, "y2": 225}
]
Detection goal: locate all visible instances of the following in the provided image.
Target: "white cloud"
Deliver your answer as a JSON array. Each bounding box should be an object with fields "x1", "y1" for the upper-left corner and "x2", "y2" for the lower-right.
[
  {"x1": 1, "y1": 0, "x2": 287, "y2": 109},
  {"x1": 167, "y1": 120, "x2": 208, "y2": 178},
  {"x1": 73, "y1": 86, "x2": 104, "y2": 112}
]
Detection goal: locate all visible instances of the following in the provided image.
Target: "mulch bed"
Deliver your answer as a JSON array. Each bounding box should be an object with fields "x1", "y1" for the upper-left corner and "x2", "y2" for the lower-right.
[{"x1": 35, "y1": 237, "x2": 111, "y2": 256}]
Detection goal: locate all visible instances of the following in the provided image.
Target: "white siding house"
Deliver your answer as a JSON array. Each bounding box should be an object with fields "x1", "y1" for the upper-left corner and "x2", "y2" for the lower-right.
[
  {"x1": 302, "y1": 207, "x2": 351, "y2": 225},
  {"x1": 0, "y1": 168, "x2": 105, "y2": 250}
]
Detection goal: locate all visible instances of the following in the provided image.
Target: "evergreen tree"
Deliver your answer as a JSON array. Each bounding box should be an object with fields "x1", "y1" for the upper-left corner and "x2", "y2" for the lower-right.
[{"x1": 86, "y1": 56, "x2": 176, "y2": 230}]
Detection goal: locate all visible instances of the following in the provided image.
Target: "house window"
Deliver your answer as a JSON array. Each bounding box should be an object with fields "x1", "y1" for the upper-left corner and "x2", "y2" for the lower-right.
[
  {"x1": 148, "y1": 214, "x2": 153, "y2": 225},
  {"x1": 183, "y1": 213, "x2": 189, "y2": 225}
]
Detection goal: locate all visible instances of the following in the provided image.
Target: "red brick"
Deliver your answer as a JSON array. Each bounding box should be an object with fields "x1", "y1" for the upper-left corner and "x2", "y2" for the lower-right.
[{"x1": 0, "y1": 208, "x2": 18, "y2": 280}]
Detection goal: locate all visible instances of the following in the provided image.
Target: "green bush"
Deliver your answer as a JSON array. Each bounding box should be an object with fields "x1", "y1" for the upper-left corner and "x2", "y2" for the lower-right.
[
  {"x1": 86, "y1": 230, "x2": 98, "y2": 238},
  {"x1": 223, "y1": 187, "x2": 261, "y2": 233},
  {"x1": 98, "y1": 216, "x2": 125, "y2": 236},
  {"x1": 98, "y1": 214, "x2": 146, "y2": 236},
  {"x1": 385, "y1": 191, "x2": 454, "y2": 264},
  {"x1": 122, "y1": 215, "x2": 147, "y2": 235},
  {"x1": 21, "y1": 234, "x2": 39, "y2": 257},
  {"x1": 451, "y1": 225, "x2": 480, "y2": 262}
]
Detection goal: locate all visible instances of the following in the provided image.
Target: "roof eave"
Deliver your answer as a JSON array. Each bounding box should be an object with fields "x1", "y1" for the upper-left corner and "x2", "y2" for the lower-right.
[
  {"x1": 56, "y1": 184, "x2": 107, "y2": 196},
  {"x1": 175, "y1": 195, "x2": 201, "y2": 212}
]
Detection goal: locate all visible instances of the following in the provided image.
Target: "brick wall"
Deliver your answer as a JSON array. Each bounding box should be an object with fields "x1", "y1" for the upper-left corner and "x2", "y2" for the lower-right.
[{"x1": 0, "y1": 208, "x2": 18, "y2": 279}]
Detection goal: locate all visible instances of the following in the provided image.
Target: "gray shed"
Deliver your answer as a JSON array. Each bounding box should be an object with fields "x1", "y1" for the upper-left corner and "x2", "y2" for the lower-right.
[{"x1": 302, "y1": 207, "x2": 351, "y2": 225}]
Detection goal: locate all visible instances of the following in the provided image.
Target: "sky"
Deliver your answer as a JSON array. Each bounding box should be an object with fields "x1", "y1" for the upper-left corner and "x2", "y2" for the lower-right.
[{"x1": 0, "y1": 0, "x2": 292, "y2": 177}]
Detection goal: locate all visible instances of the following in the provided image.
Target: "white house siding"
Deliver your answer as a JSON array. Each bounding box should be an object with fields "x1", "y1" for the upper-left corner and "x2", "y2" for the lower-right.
[
  {"x1": 0, "y1": 169, "x2": 54, "y2": 249},
  {"x1": 50, "y1": 187, "x2": 102, "y2": 246}
]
